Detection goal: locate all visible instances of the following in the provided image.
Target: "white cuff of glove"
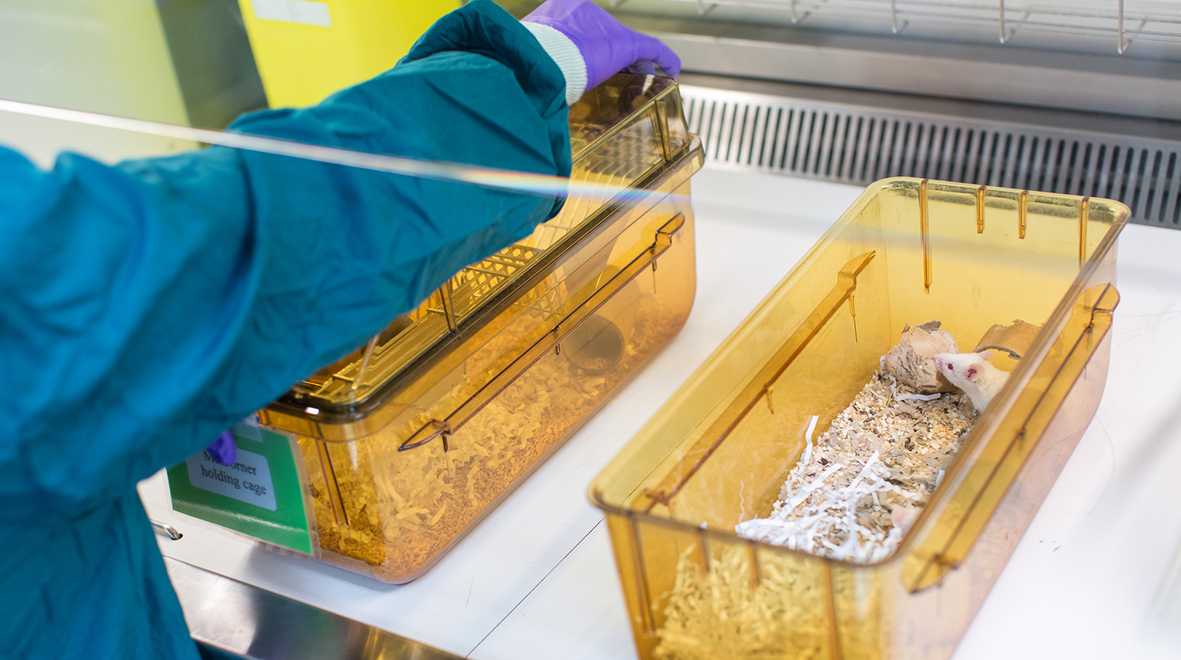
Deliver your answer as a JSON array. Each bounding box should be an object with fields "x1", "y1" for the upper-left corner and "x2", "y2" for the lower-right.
[{"x1": 523, "y1": 22, "x2": 588, "y2": 106}]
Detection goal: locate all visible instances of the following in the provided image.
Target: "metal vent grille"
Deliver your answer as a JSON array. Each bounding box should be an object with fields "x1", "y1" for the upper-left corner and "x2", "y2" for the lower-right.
[{"x1": 682, "y1": 85, "x2": 1181, "y2": 227}]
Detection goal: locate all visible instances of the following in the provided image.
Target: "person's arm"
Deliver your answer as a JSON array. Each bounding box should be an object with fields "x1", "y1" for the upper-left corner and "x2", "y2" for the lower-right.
[{"x1": 0, "y1": 0, "x2": 571, "y2": 519}]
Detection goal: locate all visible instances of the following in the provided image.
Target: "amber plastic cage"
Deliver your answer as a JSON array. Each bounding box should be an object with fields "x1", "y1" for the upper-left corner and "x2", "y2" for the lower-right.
[
  {"x1": 230, "y1": 74, "x2": 704, "y2": 583},
  {"x1": 590, "y1": 178, "x2": 1127, "y2": 660}
]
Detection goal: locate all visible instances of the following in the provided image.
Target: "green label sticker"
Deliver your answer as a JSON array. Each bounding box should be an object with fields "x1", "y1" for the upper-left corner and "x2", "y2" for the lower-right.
[{"x1": 167, "y1": 425, "x2": 313, "y2": 555}]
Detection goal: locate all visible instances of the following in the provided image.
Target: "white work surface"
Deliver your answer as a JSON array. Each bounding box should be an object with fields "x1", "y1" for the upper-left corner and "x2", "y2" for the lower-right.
[{"x1": 139, "y1": 166, "x2": 1181, "y2": 660}]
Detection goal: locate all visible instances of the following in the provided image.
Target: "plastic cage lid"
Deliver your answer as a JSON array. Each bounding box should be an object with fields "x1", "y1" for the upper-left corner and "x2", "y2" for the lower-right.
[{"x1": 265, "y1": 74, "x2": 694, "y2": 428}]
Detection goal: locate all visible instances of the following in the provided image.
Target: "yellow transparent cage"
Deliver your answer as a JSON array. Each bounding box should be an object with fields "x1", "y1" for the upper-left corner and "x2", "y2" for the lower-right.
[
  {"x1": 590, "y1": 178, "x2": 1128, "y2": 660},
  {"x1": 240, "y1": 75, "x2": 701, "y2": 583},
  {"x1": 237, "y1": 0, "x2": 459, "y2": 108}
]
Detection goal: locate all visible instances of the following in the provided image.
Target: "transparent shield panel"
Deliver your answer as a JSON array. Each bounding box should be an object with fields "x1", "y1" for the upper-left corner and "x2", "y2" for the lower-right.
[
  {"x1": 1, "y1": 68, "x2": 701, "y2": 587},
  {"x1": 6, "y1": 10, "x2": 1156, "y2": 658}
]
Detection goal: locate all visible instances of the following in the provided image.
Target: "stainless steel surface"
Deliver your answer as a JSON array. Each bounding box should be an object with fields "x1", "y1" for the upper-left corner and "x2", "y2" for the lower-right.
[
  {"x1": 617, "y1": 0, "x2": 1181, "y2": 51},
  {"x1": 509, "y1": 0, "x2": 1181, "y2": 224},
  {"x1": 164, "y1": 557, "x2": 464, "y2": 660},
  {"x1": 618, "y1": 12, "x2": 1181, "y2": 122},
  {"x1": 501, "y1": 0, "x2": 1181, "y2": 121},
  {"x1": 674, "y1": 73, "x2": 1181, "y2": 227}
]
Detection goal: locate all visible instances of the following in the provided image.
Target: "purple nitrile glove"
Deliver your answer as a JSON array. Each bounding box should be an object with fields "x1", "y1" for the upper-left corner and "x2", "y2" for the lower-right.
[
  {"x1": 205, "y1": 431, "x2": 237, "y2": 466},
  {"x1": 523, "y1": 0, "x2": 681, "y2": 92}
]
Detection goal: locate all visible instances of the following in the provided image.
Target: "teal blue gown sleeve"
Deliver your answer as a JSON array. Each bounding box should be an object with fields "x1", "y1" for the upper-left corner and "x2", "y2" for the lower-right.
[{"x1": 0, "y1": 2, "x2": 571, "y2": 658}]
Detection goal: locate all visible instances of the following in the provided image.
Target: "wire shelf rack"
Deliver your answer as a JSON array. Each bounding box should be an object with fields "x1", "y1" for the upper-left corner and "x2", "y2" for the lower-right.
[
  {"x1": 611, "y1": 0, "x2": 1181, "y2": 54},
  {"x1": 301, "y1": 117, "x2": 670, "y2": 398}
]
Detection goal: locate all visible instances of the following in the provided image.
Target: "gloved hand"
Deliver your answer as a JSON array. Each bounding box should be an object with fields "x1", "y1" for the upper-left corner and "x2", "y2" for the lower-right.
[
  {"x1": 205, "y1": 431, "x2": 237, "y2": 466},
  {"x1": 523, "y1": 0, "x2": 681, "y2": 92}
]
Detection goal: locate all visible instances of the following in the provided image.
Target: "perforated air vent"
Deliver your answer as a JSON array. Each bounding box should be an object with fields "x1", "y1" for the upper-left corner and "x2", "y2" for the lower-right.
[{"x1": 682, "y1": 85, "x2": 1181, "y2": 227}]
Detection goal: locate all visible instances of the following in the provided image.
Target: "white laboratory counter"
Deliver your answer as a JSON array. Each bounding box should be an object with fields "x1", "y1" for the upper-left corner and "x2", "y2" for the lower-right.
[{"x1": 139, "y1": 166, "x2": 1181, "y2": 660}]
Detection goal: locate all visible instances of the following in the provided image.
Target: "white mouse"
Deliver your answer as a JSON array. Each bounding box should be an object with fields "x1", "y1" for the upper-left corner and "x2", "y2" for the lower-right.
[{"x1": 932, "y1": 351, "x2": 1008, "y2": 412}]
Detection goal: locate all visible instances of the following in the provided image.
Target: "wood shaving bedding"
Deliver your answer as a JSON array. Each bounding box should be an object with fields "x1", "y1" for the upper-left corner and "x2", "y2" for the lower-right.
[
  {"x1": 655, "y1": 326, "x2": 983, "y2": 660},
  {"x1": 735, "y1": 371, "x2": 977, "y2": 562},
  {"x1": 302, "y1": 302, "x2": 687, "y2": 580}
]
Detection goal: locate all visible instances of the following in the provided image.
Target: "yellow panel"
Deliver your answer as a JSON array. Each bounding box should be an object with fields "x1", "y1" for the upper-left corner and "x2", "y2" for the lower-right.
[{"x1": 238, "y1": 0, "x2": 461, "y2": 107}]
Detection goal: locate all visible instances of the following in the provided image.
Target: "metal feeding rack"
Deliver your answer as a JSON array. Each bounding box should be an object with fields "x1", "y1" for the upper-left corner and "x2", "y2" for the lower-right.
[
  {"x1": 450, "y1": 243, "x2": 566, "y2": 323},
  {"x1": 294, "y1": 111, "x2": 673, "y2": 405},
  {"x1": 609, "y1": 0, "x2": 1181, "y2": 53}
]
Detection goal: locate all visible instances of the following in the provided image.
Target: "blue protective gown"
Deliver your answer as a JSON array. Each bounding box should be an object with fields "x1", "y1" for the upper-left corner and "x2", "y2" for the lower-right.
[{"x1": 0, "y1": 2, "x2": 571, "y2": 658}]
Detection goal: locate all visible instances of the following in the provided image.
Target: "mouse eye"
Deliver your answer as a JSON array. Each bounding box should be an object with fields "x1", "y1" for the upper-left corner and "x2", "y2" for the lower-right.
[{"x1": 946, "y1": 364, "x2": 953, "y2": 370}]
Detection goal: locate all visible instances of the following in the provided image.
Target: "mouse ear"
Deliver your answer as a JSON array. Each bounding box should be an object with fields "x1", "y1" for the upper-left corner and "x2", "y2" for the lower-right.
[
  {"x1": 965, "y1": 364, "x2": 981, "y2": 382},
  {"x1": 977, "y1": 350, "x2": 996, "y2": 359}
]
